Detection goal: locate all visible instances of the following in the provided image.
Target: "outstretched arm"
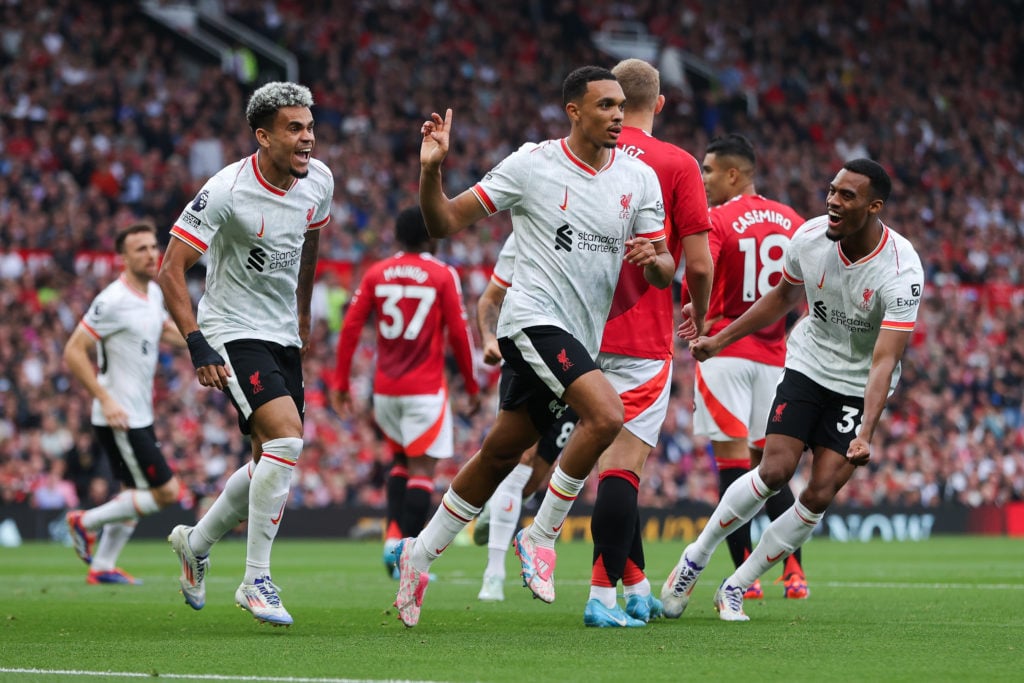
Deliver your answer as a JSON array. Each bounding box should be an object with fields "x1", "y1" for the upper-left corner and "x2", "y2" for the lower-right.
[
  {"x1": 419, "y1": 108, "x2": 489, "y2": 237},
  {"x1": 689, "y1": 278, "x2": 803, "y2": 361}
]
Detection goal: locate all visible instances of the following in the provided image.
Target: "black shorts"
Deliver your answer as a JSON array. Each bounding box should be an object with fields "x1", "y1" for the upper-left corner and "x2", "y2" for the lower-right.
[
  {"x1": 94, "y1": 425, "x2": 173, "y2": 489},
  {"x1": 498, "y1": 325, "x2": 596, "y2": 435},
  {"x1": 223, "y1": 339, "x2": 304, "y2": 435},
  {"x1": 498, "y1": 363, "x2": 578, "y2": 465},
  {"x1": 765, "y1": 369, "x2": 865, "y2": 455}
]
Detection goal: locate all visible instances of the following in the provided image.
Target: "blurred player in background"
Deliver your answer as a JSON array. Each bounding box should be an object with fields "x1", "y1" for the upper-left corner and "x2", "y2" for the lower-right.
[
  {"x1": 473, "y1": 233, "x2": 576, "y2": 603},
  {"x1": 580, "y1": 58, "x2": 713, "y2": 628},
  {"x1": 64, "y1": 222, "x2": 186, "y2": 585},
  {"x1": 689, "y1": 134, "x2": 808, "y2": 601},
  {"x1": 663, "y1": 159, "x2": 923, "y2": 621},
  {"x1": 330, "y1": 205, "x2": 480, "y2": 579},
  {"x1": 158, "y1": 81, "x2": 333, "y2": 626}
]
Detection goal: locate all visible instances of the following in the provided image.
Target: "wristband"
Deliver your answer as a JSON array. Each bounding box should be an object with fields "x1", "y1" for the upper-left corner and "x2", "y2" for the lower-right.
[{"x1": 186, "y1": 330, "x2": 225, "y2": 369}]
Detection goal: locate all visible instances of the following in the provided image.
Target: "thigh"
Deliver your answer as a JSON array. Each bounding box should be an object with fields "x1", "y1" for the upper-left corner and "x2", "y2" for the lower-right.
[
  {"x1": 693, "y1": 356, "x2": 761, "y2": 442},
  {"x1": 95, "y1": 425, "x2": 172, "y2": 489},
  {"x1": 598, "y1": 353, "x2": 671, "y2": 447},
  {"x1": 223, "y1": 340, "x2": 304, "y2": 436}
]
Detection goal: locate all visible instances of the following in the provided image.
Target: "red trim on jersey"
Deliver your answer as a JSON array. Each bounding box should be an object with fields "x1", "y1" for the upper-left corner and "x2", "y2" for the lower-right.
[
  {"x1": 715, "y1": 457, "x2": 752, "y2": 469},
  {"x1": 404, "y1": 398, "x2": 448, "y2": 457},
  {"x1": 640, "y1": 228, "x2": 667, "y2": 242},
  {"x1": 490, "y1": 273, "x2": 511, "y2": 289},
  {"x1": 840, "y1": 226, "x2": 889, "y2": 266},
  {"x1": 170, "y1": 226, "x2": 208, "y2": 253},
  {"x1": 309, "y1": 215, "x2": 330, "y2": 229},
  {"x1": 472, "y1": 184, "x2": 497, "y2": 213},
  {"x1": 782, "y1": 265, "x2": 803, "y2": 285},
  {"x1": 621, "y1": 359, "x2": 671, "y2": 422},
  {"x1": 881, "y1": 320, "x2": 915, "y2": 331},
  {"x1": 249, "y1": 154, "x2": 293, "y2": 196},
  {"x1": 118, "y1": 274, "x2": 149, "y2": 300},
  {"x1": 752, "y1": 437, "x2": 766, "y2": 449},
  {"x1": 79, "y1": 321, "x2": 100, "y2": 340},
  {"x1": 695, "y1": 364, "x2": 749, "y2": 439},
  {"x1": 559, "y1": 138, "x2": 615, "y2": 175}
]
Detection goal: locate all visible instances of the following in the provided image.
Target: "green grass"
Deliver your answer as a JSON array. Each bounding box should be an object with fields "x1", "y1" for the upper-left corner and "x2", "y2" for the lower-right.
[{"x1": 1, "y1": 536, "x2": 1021, "y2": 682}]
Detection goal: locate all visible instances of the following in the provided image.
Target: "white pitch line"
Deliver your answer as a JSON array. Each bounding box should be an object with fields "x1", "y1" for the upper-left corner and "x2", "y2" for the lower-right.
[{"x1": 0, "y1": 670, "x2": 446, "y2": 683}]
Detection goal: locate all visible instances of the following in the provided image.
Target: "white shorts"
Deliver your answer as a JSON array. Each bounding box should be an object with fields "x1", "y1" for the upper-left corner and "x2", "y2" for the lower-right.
[
  {"x1": 692, "y1": 355, "x2": 784, "y2": 448},
  {"x1": 372, "y1": 388, "x2": 453, "y2": 458},
  {"x1": 597, "y1": 353, "x2": 671, "y2": 447}
]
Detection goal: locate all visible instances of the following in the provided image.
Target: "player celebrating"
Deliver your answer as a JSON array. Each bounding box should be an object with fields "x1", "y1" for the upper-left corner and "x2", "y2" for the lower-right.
[
  {"x1": 392, "y1": 65, "x2": 674, "y2": 627},
  {"x1": 662, "y1": 159, "x2": 923, "y2": 621},
  {"x1": 64, "y1": 223, "x2": 186, "y2": 585},
  {"x1": 688, "y1": 134, "x2": 808, "y2": 601},
  {"x1": 158, "y1": 81, "x2": 334, "y2": 626},
  {"x1": 330, "y1": 206, "x2": 480, "y2": 578},
  {"x1": 583, "y1": 58, "x2": 714, "y2": 628}
]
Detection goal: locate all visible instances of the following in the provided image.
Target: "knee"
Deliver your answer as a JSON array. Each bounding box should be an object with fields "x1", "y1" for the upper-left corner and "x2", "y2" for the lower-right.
[
  {"x1": 757, "y1": 460, "x2": 792, "y2": 491},
  {"x1": 152, "y1": 478, "x2": 180, "y2": 508},
  {"x1": 587, "y1": 403, "x2": 624, "y2": 446}
]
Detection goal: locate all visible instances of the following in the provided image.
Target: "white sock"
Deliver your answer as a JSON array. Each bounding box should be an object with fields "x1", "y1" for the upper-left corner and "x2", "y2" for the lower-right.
[
  {"x1": 191, "y1": 461, "x2": 253, "y2": 556},
  {"x1": 528, "y1": 466, "x2": 585, "y2": 547},
  {"x1": 414, "y1": 488, "x2": 480, "y2": 573},
  {"x1": 690, "y1": 468, "x2": 775, "y2": 565},
  {"x1": 485, "y1": 464, "x2": 531, "y2": 577},
  {"x1": 730, "y1": 500, "x2": 822, "y2": 589},
  {"x1": 90, "y1": 521, "x2": 136, "y2": 571},
  {"x1": 623, "y1": 577, "x2": 651, "y2": 598},
  {"x1": 245, "y1": 437, "x2": 301, "y2": 584},
  {"x1": 81, "y1": 489, "x2": 158, "y2": 529},
  {"x1": 588, "y1": 585, "x2": 617, "y2": 609}
]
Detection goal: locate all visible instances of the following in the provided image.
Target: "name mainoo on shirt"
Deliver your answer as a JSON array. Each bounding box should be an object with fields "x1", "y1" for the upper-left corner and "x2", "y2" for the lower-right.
[
  {"x1": 732, "y1": 209, "x2": 794, "y2": 234},
  {"x1": 383, "y1": 265, "x2": 429, "y2": 283}
]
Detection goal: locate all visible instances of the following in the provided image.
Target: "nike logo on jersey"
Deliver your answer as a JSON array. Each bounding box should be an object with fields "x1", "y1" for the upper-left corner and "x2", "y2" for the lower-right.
[
  {"x1": 256, "y1": 216, "x2": 265, "y2": 239},
  {"x1": 270, "y1": 501, "x2": 286, "y2": 525},
  {"x1": 719, "y1": 516, "x2": 739, "y2": 529},
  {"x1": 817, "y1": 270, "x2": 825, "y2": 289},
  {"x1": 766, "y1": 551, "x2": 785, "y2": 563},
  {"x1": 558, "y1": 187, "x2": 568, "y2": 210}
]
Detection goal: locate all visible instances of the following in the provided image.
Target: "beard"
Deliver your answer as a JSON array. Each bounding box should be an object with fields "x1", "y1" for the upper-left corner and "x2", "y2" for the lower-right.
[{"x1": 290, "y1": 167, "x2": 309, "y2": 179}]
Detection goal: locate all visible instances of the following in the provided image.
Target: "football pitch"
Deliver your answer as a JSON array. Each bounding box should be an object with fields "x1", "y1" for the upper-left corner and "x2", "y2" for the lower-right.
[{"x1": 1, "y1": 535, "x2": 1021, "y2": 683}]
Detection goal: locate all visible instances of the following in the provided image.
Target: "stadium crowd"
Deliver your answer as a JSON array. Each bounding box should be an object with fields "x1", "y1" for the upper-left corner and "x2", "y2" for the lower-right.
[{"x1": 1, "y1": 0, "x2": 1022, "y2": 518}]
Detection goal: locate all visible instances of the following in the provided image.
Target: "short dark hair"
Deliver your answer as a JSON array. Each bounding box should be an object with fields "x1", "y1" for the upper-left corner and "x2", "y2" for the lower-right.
[
  {"x1": 115, "y1": 223, "x2": 156, "y2": 254},
  {"x1": 843, "y1": 158, "x2": 891, "y2": 202},
  {"x1": 563, "y1": 66, "x2": 617, "y2": 107},
  {"x1": 706, "y1": 134, "x2": 756, "y2": 169},
  {"x1": 245, "y1": 81, "x2": 314, "y2": 132},
  {"x1": 395, "y1": 206, "x2": 430, "y2": 250}
]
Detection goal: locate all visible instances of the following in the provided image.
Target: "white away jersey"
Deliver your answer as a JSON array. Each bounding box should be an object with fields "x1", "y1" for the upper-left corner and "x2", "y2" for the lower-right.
[
  {"x1": 473, "y1": 139, "x2": 665, "y2": 355},
  {"x1": 80, "y1": 277, "x2": 167, "y2": 428},
  {"x1": 170, "y1": 154, "x2": 333, "y2": 347},
  {"x1": 490, "y1": 232, "x2": 516, "y2": 290},
  {"x1": 782, "y1": 217, "x2": 923, "y2": 396}
]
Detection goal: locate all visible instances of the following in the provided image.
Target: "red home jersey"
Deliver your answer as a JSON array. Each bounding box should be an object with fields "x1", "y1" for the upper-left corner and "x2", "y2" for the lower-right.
[
  {"x1": 333, "y1": 252, "x2": 479, "y2": 396},
  {"x1": 705, "y1": 194, "x2": 804, "y2": 365},
  {"x1": 602, "y1": 126, "x2": 710, "y2": 359}
]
